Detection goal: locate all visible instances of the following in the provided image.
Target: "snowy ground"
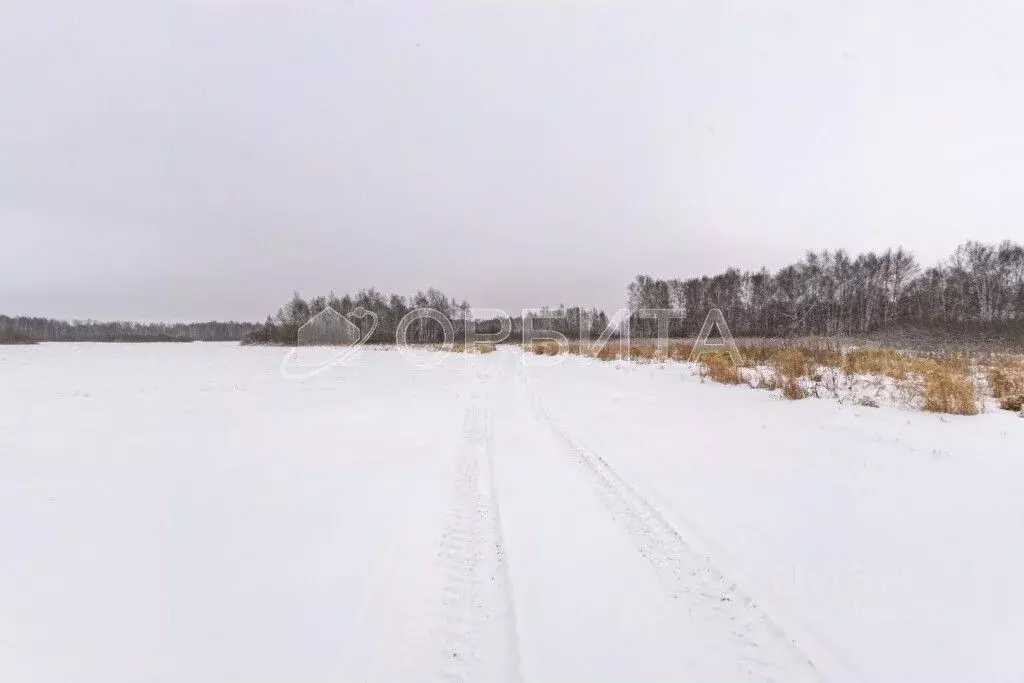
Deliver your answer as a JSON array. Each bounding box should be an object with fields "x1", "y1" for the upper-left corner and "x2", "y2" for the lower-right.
[{"x1": 2, "y1": 343, "x2": 1022, "y2": 683}]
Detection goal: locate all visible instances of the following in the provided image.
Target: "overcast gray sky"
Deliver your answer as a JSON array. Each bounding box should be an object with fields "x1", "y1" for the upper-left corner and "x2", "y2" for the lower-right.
[{"x1": 2, "y1": 1, "x2": 1022, "y2": 321}]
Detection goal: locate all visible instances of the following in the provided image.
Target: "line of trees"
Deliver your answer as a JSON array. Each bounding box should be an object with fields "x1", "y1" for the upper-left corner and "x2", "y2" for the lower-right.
[
  {"x1": 626, "y1": 241, "x2": 1024, "y2": 339},
  {"x1": 9, "y1": 240, "x2": 1019, "y2": 346},
  {"x1": 0, "y1": 315, "x2": 259, "y2": 343},
  {"x1": 244, "y1": 288, "x2": 469, "y2": 345},
  {"x1": 243, "y1": 288, "x2": 613, "y2": 345}
]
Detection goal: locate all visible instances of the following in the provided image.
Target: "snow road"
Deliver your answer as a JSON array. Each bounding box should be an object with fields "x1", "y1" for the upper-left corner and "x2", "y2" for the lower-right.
[{"x1": 2, "y1": 343, "x2": 1023, "y2": 682}]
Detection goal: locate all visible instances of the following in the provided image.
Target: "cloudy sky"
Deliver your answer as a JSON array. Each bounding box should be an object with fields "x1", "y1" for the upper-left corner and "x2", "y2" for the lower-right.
[{"x1": 2, "y1": 1, "x2": 1022, "y2": 321}]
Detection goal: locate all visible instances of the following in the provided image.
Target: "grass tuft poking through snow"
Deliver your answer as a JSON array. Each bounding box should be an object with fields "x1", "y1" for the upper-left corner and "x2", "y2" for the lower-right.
[
  {"x1": 698, "y1": 353, "x2": 745, "y2": 385},
  {"x1": 921, "y1": 360, "x2": 980, "y2": 415},
  {"x1": 452, "y1": 342, "x2": 498, "y2": 354},
  {"x1": 843, "y1": 348, "x2": 911, "y2": 380},
  {"x1": 986, "y1": 357, "x2": 1024, "y2": 403},
  {"x1": 999, "y1": 394, "x2": 1024, "y2": 412},
  {"x1": 768, "y1": 349, "x2": 811, "y2": 401},
  {"x1": 521, "y1": 338, "x2": 1022, "y2": 416}
]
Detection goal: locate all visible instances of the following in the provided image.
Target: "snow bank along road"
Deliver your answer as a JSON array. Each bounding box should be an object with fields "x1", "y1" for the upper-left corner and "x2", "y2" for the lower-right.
[{"x1": 2, "y1": 343, "x2": 1023, "y2": 683}]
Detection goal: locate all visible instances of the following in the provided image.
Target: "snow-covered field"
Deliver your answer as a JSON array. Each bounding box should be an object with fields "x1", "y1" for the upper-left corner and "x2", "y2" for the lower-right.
[{"x1": 2, "y1": 343, "x2": 1022, "y2": 683}]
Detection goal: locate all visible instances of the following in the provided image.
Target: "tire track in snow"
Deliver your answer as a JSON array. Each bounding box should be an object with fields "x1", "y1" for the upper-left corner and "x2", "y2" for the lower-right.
[
  {"x1": 337, "y1": 360, "x2": 518, "y2": 683},
  {"x1": 522, "y1": 379, "x2": 825, "y2": 683},
  {"x1": 437, "y1": 377, "x2": 522, "y2": 683}
]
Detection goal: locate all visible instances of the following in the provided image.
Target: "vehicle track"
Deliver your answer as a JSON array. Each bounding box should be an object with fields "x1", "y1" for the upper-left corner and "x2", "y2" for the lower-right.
[
  {"x1": 436, "y1": 379, "x2": 522, "y2": 683},
  {"x1": 522, "y1": 376, "x2": 825, "y2": 683},
  {"x1": 337, "y1": 361, "x2": 521, "y2": 683}
]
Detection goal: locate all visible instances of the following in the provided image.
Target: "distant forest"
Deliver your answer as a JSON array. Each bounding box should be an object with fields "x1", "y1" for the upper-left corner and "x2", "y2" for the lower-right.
[
  {"x1": 249, "y1": 240, "x2": 1024, "y2": 346},
  {"x1": 242, "y1": 287, "x2": 611, "y2": 345},
  {"x1": 627, "y1": 240, "x2": 1024, "y2": 340},
  {"x1": 5, "y1": 240, "x2": 1021, "y2": 346},
  {"x1": 0, "y1": 316, "x2": 259, "y2": 344}
]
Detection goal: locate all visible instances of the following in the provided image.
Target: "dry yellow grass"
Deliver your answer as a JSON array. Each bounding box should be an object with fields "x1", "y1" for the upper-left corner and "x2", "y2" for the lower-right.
[
  {"x1": 452, "y1": 341, "x2": 498, "y2": 354},
  {"x1": 985, "y1": 357, "x2": 1024, "y2": 399},
  {"x1": 564, "y1": 342, "x2": 586, "y2": 356},
  {"x1": 809, "y1": 347, "x2": 844, "y2": 368},
  {"x1": 999, "y1": 394, "x2": 1024, "y2": 412},
  {"x1": 526, "y1": 339, "x2": 697, "y2": 363},
  {"x1": 835, "y1": 349, "x2": 980, "y2": 415},
  {"x1": 627, "y1": 344, "x2": 659, "y2": 361},
  {"x1": 764, "y1": 349, "x2": 812, "y2": 400},
  {"x1": 842, "y1": 348, "x2": 914, "y2": 380},
  {"x1": 780, "y1": 377, "x2": 807, "y2": 400},
  {"x1": 734, "y1": 343, "x2": 994, "y2": 411},
  {"x1": 770, "y1": 349, "x2": 811, "y2": 380},
  {"x1": 526, "y1": 340, "x2": 601, "y2": 357},
  {"x1": 518, "y1": 334, "x2": 1016, "y2": 416},
  {"x1": 592, "y1": 344, "x2": 622, "y2": 361},
  {"x1": 527, "y1": 341, "x2": 561, "y2": 356},
  {"x1": 625, "y1": 341, "x2": 696, "y2": 362},
  {"x1": 699, "y1": 353, "x2": 744, "y2": 385},
  {"x1": 736, "y1": 345, "x2": 775, "y2": 365},
  {"x1": 665, "y1": 342, "x2": 695, "y2": 361},
  {"x1": 920, "y1": 360, "x2": 979, "y2": 415}
]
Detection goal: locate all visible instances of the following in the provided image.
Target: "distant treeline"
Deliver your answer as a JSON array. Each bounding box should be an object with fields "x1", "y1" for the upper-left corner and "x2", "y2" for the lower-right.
[
  {"x1": 0, "y1": 315, "x2": 259, "y2": 343},
  {"x1": 626, "y1": 240, "x2": 1024, "y2": 339},
  {"x1": 10, "y1": 240, "x2": 1020, "y2": 347},
  {"x1": 248, "y1": 241, "x2": 1024, "y2": 347},
  {"x1": 243, "y1": 288, "x2": 613, "y2": 345}
]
